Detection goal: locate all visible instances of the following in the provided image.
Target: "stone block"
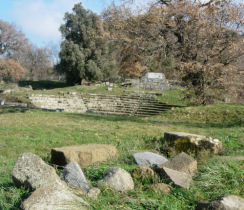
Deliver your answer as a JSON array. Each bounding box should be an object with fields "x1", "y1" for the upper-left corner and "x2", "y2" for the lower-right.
[
  {"x1": 51, "y1": 144, "x2": 118, "y2": 168},
  {"x1": 161, "y1": 152, "x2": 197, "y2": 176},
  {"x1": 164, "y1": 132, "x2": 222, "y2": 154},
  {"x1": 98, "y1": 168, "x2": 134, "y2": 192}
]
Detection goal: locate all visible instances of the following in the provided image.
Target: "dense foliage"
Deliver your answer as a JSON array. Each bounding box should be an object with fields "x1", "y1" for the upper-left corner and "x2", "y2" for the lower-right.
[
  {"x1": 59, "y1": 0, "x2": 243, "y2": 104},
  {"x1": 58, "y1": 4, "x2": 119, "y2": 85}
]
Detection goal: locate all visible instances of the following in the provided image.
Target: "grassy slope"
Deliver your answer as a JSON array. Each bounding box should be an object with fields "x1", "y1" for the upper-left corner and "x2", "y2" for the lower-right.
[{"x1": 0, "y1": 86, "x2": 243, "y2": 209}]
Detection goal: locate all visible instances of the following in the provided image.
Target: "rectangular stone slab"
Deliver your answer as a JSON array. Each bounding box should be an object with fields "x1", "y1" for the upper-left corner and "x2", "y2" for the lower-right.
[{"x1": 51, "y1": 144, "x2": 118, "y2": 168}]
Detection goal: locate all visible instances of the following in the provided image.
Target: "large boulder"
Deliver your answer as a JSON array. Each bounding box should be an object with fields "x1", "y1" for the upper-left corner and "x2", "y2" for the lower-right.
[
  {"x1": 133, "y1": 152, "x2": 168, "y2": 167},
  {"x1": 21, "y1": 179, "x2": 88, "y2": 210},
  {"x1": 164, "y1": 132, "x2": 222, "y2": 154},
  {"x1": 98, "y1": 168, "x2": 134, "y2": 192},
  {"x1": 60, "y1": 162, "x2": 91, "y2": 192},
  {"x1": 51, "y1": 144, "x2": 118, "y2": 168},
  {"x1": 161, "y1": 152, "x2": 197, "y2": 176},
  {"x1": 195, "y1": 195, "x2": 244, "y2": 210},
  {"x1": 11, "y1": 153, "x2": 60, "y2": 190},
  {"x1": 156, "y1": 166, "x2": 192, "y2": 189}
]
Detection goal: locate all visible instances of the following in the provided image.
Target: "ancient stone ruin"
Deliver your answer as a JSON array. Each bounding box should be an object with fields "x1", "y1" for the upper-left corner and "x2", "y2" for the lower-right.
[
  {"x1": 28, "y1": 92, "x2": 177, "y2": 116},
  {"x1": 10, "y1": 132, "x2": 243, "y2": 209},
  {"x1": 124, "y1": 72, "x2": 169, "y2": 91},
  {"x1": 140, "y1": 72, "x2": 169, "y2": 91}
]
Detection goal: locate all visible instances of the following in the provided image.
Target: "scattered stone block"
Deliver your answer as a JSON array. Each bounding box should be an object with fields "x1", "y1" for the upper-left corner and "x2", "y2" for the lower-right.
[
  {"x1": 21, "y1": 179, "x2": 88, "y2": 210},
  {"x1": 132, "y1": 166, "x2": 154, "y2": 180},
  {"x1": 156, "y1": 166, "x2": 192, "y2": 189},
  {"x1": 98, "y1": 168, "x2": 134, "y2": 192},
  {"x1": 107, "y1": 87, "x2": 113, "y2": 91},
  {"x1": 164, "y1": 132, "x2": 222, "y2": 154},
  {"x1": 51, "y1": 144, "x2": 118, "y2": 168},
  {"x1": 11, "y1": 153, "x2": 60, "y2": 190},
  {"x1": 149, "y1": 183, "x2": 171, "y2": 194},
  {"x1": 87, "y1": 188, "x2": 101, "y2": 199},
  {"x1": 0, "y1": 98, "x2": 4, "y2": 105},
  {"x1": 133, "y1": 152, "x2": 168, "y2": 167},
  {"x1": 195, "y1": 195, "x2": 244, "y2": 210},
  {"x1": 161, "y1": 152, "x2": 197, "y2": 176},
  {"x1": 60, "y1": 162, "x2": 90, "y2": 192}
]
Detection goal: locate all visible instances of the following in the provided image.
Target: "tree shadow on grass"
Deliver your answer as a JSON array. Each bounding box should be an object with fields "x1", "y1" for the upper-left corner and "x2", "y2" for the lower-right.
[
  {"x1": 65, "y1": 112, "x2": 149, "y2": 124},
  {"x1": 65, "y1": 112, "x2": 243, "y2": 129},
  {"x1": 18, "y1": 80, "x2": 68, "y2": 90},
  {"x1": 0, "y1": 106, "x2": 30, "y2": 115}
]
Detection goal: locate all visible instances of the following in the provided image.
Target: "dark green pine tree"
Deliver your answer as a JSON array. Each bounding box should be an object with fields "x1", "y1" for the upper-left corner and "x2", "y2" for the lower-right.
[{"x1": 58, "y1": 3, "x2": 118, "y2": 85}]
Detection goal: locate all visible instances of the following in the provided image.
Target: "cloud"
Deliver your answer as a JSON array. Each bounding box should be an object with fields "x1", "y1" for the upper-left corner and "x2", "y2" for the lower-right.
[{"x1": 11, "y1": 0, "x2": 80, "y2": 42}]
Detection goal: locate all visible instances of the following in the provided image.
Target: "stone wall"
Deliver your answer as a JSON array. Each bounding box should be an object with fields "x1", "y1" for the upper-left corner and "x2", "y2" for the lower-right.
[
  {"x1": 29, "y1": 93, "x2": 87, "y2": 113},
  {"x1": 28, "y1": 93, "x2": 174, "y2": 116},
  {"x1": 140, "y1": 73, "x2": 169, "y2": 91}
]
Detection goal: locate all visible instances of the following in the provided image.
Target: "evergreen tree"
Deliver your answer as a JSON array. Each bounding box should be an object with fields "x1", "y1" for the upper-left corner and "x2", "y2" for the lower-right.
[{"x1": 59, "y1": 3, "x2": 118, "y2": 85}]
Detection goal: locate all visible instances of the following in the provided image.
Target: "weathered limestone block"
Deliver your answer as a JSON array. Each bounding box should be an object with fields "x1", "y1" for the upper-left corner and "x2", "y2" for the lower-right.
[
  {"x1": 98, "y1": 168, "x2": 134, "y2": 192},
  {"x1": 133, "y1": 152, "x2": 168, "y2": 167},
  {"x1": 156, "y1": 167, "x2": 192, "y2": 189},
  {"x1": 164, "y1": 132, "x2": 222, "y2": 154},
  {"x1": 161, "y1": 152, "x2": 197, "y2": 176},
  {"x1": 12, "y1": 153, "x2": 60, "y2": 190},
  {"x1": 196, "y1": 195, "x2": 244, "y2": 210},
  {"x1": 51, "y1": 144, "x2": 118, "y2": 168},
  {"x1": 21, "y1": 179, "x2": 88, "y2": 210},
  {"x1": 60, "y1": 162, "x2": 91, "y2": 191}
]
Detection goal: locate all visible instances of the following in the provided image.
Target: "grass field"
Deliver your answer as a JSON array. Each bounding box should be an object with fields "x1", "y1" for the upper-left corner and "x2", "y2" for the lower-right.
[{"x1": 0, "y1": 84, "x2": 243, "y2": 209}]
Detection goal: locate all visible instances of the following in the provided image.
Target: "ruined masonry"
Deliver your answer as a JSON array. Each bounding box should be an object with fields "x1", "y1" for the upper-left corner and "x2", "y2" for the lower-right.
[{"x1": 28, "y1": 93, "x2": 177, "y2": 116}]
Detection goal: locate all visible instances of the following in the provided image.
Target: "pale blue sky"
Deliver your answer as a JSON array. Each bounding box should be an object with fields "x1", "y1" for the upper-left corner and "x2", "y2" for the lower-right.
[{"x1": 0, "y1": 0, "x2": 114, "y2": 47}]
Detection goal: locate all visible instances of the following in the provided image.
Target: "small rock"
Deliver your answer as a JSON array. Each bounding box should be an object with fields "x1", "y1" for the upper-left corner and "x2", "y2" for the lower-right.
[
  {"x1": 133, "y1": 152, "x2": 168, "y2": 167},
  {"x1": 132, "y1": 166, "x2": 154, "y2": 180},
  {"x1": 98, "y1": 168, "x2": 134, "y2": 192},
  {"x1": 156, "y1": 166, "x2": 192, "y2": 189},
  {"x1": 60, "y1": 162, "x2": 90, "y2": 191},
  {"x1": 11, "y1": 153, "x2": 60, "y2": 190},
  {"x1": 150, "y1": 183, "x2": 171, "y2": 194},
  {"x1": 21, "y1": 179, "x2": 88, "y2": 210},
  {"x1": 51, "y1": 144, "x2": 118, "y2": 168},
  {"x1": 196, "y1": 195, "x2": 244, "y2": 210},
  {"x1": 161, "y1": 152, "x2": 197, "y2": 176},
  {"x1": 87, "y1": 188, "x2": 101, "y2": 199},
  {"x1": 107, "y1": 87, "x2": 113, "y2": 91}
]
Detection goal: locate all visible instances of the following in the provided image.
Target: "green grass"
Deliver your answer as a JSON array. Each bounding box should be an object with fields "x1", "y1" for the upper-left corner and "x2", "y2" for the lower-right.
[{"x1": 0, "y1": 84, "x2": 243, "y2": 209}]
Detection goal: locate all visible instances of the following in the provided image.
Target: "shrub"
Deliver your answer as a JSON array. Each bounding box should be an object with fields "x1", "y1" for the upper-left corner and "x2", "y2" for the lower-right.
[{"x1": 0, "y1": 58, "x2": 26, "y2": 82}]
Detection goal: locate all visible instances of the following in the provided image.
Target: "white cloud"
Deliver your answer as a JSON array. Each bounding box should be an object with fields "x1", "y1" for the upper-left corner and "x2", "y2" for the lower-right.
[{"x1": 11, "y1": 0, "x2": 80, "y2": 42}]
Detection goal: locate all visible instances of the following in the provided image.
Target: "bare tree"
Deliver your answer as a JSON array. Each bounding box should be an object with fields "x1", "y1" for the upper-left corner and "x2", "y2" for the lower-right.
[{"x1": 0, "y1": 19, "x2": 29, "y2": 57}]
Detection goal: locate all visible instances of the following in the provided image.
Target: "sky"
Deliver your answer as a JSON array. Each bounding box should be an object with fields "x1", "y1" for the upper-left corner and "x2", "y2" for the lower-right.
[{"x1": 0, "y1": 0, "x2": 117, "y2": 47}]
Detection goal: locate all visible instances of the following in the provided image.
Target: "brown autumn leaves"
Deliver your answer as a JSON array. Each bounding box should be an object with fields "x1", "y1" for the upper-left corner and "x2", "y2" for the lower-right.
[{"x1": 103, "y1": 0, "x2": 244, "y2": 104}]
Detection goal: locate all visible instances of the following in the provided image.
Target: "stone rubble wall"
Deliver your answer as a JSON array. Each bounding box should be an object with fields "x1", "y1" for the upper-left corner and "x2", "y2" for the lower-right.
[
  {"x1": 28, "y1": 93, "x2": 174, "y2": 116},
  {"x1": 140, "y1": 78, "x2": 169, "y2": 91},
  {"x1": 28, "y1": 93, "x2": 138, "y2": 114},
  {"x1": 28, "y1": 94, "x2": 87, "y2": 113}
]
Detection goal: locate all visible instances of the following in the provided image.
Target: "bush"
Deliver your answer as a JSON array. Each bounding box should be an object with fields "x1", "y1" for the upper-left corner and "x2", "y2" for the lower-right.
[{"x1": 0, "y1": 58, "x2": 26, "y2": 82}]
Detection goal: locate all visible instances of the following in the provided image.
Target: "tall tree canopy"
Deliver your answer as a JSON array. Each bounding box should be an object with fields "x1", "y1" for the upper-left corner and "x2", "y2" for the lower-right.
[{"x1": 58, "y1": 3, "x2": 119, "y2": 85}]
